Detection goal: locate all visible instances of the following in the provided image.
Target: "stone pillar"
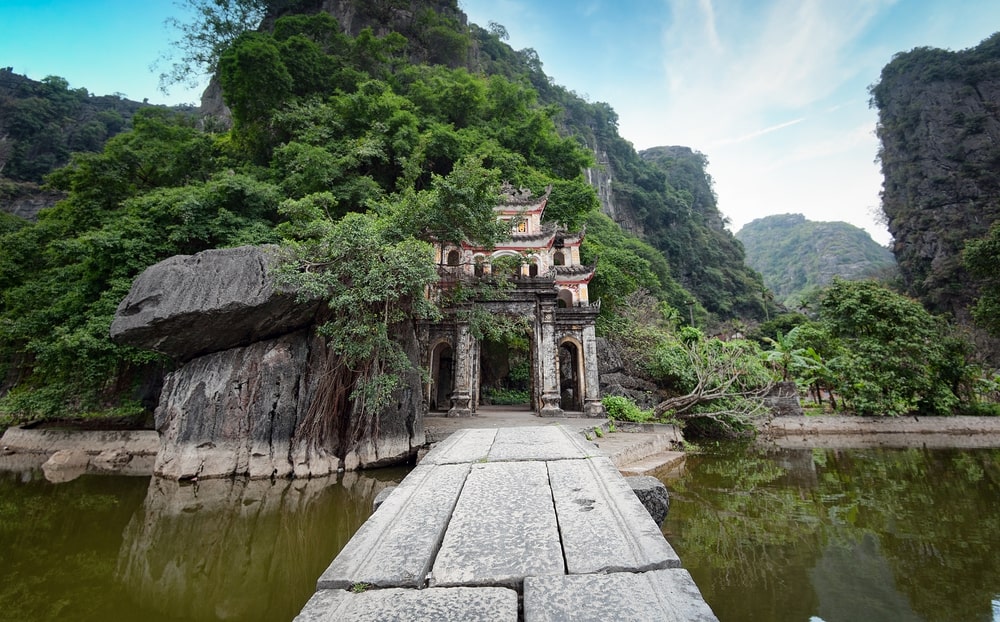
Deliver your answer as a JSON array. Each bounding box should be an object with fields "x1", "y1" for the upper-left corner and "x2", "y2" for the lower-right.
[
  {"x1": 448, "y1": 322, "x2": 474, "y2": 417},
  {"x1": 537, "y1": 304, "x2": 563, "y2": 417},
  {"x1": 581, "y1": 324, "x2": 605, "y2": 417}
]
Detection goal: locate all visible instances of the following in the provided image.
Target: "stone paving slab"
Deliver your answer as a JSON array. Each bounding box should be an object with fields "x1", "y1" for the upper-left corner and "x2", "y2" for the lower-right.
[
  {"x1": 294, "y1": 586, "x2": 518, "y2": 622},
  {"x1": 420, "y1": 428, "x2": 497, "y2": 465},
  {"x1": 317, "y1": 463, "x2": 470, "y2": 589},
  {"x1": 485, "y1": 426, "x2": 597, "y2": 462},
  {"x1": 548, "y1": 457, "x2": 681, "y2": 574},
  {"x1": 523, "y1": 569, "x2": 719, "y2": 621},
  {"x1": 431, "y1": 461, "x2": 564, "y2": 588}
]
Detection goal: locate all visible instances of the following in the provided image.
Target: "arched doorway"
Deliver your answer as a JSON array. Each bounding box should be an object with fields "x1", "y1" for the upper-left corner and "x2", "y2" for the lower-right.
[
  {"x1": 430, "y1": 342, "x2": 454, "y2": 412},
  {"x1": 559, "y1": 340, "x2": 584, "y2": 412},
  {"x1": 478, "y1": 329, "x2": 533, "y2": 408}
]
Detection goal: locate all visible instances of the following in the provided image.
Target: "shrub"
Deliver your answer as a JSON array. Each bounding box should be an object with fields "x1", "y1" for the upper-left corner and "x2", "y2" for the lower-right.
[{"x1": 601, "y1": 395, "x2": 652, "y2": 423}]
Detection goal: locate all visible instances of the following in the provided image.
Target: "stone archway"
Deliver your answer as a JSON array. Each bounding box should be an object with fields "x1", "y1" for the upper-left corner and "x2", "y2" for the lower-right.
[
  {"x1": 430, "y1": 341, "x2": 454, "y2": 412},
  {"x1": 478, "y1": 323, "x2": 533, "y2": 408},
  {"x1": 558, "y1": 339, "x2": 584, "y2": 412}
]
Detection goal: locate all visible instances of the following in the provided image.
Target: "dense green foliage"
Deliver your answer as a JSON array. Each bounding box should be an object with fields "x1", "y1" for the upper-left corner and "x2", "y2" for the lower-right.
[
  {"x1": 638, "y1": 146, "x2": 772, "y2": 319},
  {"x1": 871, "y1": 34, "x2": 1000, "y2": 324},
  {"x1": 818, "y1": 279, "x2": 962, "y2": 416},
  {"x1": 774, "y1": 279, "x2": 994, "y2": 417},
  {"x1": 0, "y1": 69, "x2": 151, "y2": 184},
  {"x1": 601, "y1": 395, "x2": 652, "y2": 423},
  {"x1": 0, "y1": 11, "x2": 616, "y2": 424},
  {"x1": 580, "y1": 211, "x2": 701, "y2": 330},
  {"x1": 736, "y1": 213, "x2": 896, "y2": 307},
  {"x1": 0, "y1": 108, "x2": 281, "y2": 420}
]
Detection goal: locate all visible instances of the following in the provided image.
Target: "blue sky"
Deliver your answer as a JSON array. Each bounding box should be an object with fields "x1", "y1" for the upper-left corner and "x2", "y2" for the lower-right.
[{"x1": 3, "y1": 1, "x2": 1000, "y2": 244}]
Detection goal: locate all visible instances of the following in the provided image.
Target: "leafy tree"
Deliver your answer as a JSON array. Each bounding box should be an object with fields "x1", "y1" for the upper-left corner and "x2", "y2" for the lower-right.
[
  {"x1": 273, "y1": 158, "x2": 503, "y2": 448},
  {"x1": 602, "y1": 291, "x2": 775, "y2": 436},
  {"x1": 819, "y1": 279, "x2": 960, "y2": 416},
  {"x1": 157, "y1": 0, "x2": 274, "y2": 91},
  {"x1": 0, "y1": 111, "x2": 281, "y2": 423}
]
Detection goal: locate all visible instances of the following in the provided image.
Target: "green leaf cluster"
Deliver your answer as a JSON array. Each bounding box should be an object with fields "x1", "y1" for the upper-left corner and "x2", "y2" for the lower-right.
[{"x1": 763, "y1": 279, "x2": 992, "y2": 417}]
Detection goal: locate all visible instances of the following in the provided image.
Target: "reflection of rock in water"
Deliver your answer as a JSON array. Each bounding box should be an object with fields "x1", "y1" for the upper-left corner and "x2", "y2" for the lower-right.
[
  {"x1": 771, "y1": 448, "x2": 819, "y2": 488},
  {"x1": 810, "y1": 533, "x2": 921, "y2": 622},
  {"x1": 117, "y1": 472, "x2": 403, "y2": 622}
]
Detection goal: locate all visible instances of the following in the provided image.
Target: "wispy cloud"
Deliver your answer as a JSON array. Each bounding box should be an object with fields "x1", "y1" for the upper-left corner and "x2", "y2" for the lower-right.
[
  {"x1": 655, "y1": 0, "x2": 893, "y2": 147},
  {"x1": 710, "y1": 117, "x2": 805, "y2": 148}
]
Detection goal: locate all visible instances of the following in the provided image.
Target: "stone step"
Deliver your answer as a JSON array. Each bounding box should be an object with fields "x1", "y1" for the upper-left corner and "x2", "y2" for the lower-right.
[
  {"x1": 430, "y1": 461, "x2": 565, "y2": 588},
  {"x1": 548, "y1": 457, "x2": 680, "y2": 574},
  {"x1": 589, "y1": 429, "x2": 681, "y2": 467},
  {"x1": 295, "y1": 586, "x2": 517, "y2": 622},
  {"x1": 619, "y1": 450, "x2": 687, "y2": 477}
]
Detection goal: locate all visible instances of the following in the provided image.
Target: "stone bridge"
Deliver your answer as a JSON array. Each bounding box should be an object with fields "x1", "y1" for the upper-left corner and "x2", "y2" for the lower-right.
[{"x1": 295, "y1": 425, "x2": 717, "y2": 621}]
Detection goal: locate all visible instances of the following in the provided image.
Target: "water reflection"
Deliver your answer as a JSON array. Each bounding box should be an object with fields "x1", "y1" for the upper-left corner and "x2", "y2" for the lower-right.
[
  {"x1": 0, "y1": 467, "x2": 406, "y2": 622},
  {"x1": 661, "y1": 445, "x2": 1000, "y2": 622}
]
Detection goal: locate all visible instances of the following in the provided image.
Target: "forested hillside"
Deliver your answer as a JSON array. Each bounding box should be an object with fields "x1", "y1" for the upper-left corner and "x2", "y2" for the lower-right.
[
  {"x1": 0, "y1": 3, "x2": 707, "y2": 420},
  {"x1": 250, "y1": 1, "x2": 772, "y2": 321},
  {"x1": 736, "y1": 213, "x2": 896, "y2": 307},
  {"x1": 0, "y1": 69, "x2": 165, "y2": 219},
  {"x1": 871, "y1": 33, "x2": 1000, "y2": 328}
]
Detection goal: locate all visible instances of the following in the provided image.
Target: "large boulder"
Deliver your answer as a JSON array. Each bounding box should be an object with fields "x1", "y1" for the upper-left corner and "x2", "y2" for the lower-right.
[
  {"x1": 110, "y1": 245, "x2": 319, "y2": 361},
  {"x1": 153, "y1": 330, "x2": 332, "y2": 480},
  {"x1": 154, "y1": 327, "x2": 425, "y2": 480}
]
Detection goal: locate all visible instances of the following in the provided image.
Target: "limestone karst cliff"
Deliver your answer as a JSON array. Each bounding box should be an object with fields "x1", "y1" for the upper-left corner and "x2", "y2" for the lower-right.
[{"x1": 871, "y1": 33, "x2": 1000, "y2": 320}]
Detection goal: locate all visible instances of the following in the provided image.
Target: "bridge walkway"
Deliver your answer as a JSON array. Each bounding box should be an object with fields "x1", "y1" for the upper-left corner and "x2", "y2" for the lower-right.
[{"x1": 295, "y1": 425, "x2": 717, "y2": 621}]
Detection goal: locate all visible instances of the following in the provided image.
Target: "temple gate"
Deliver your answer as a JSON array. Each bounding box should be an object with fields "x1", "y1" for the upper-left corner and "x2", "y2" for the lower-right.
[{"x1": 419, "y1": 185, "x2": 604, "y2": 418}]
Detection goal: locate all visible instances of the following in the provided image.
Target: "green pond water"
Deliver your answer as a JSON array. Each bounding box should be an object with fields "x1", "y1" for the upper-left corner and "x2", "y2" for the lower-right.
[
  {"x1": 1, "y1": 446, "x2": 998, "y2": 621},
  {"x1": 0, "y1": 465, "x2": 407, "y2": 622},
  {"x1": 660, "y1": 444, "x2": 1000, "y2": 622}
]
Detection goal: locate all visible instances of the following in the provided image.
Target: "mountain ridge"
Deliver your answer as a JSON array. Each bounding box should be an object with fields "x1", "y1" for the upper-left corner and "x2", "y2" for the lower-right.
[{"x1": 736, "y1": 213, "x2": 896, "y2": 307}]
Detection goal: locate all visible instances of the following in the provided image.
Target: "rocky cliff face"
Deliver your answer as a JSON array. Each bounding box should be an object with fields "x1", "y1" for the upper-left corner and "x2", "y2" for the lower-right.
[
  {"x1": 871, "y1": 34, "x2": 1000, "y2": 318},
  {"x1": 112, "y1": 246, "x2": 424, "y2": 479},
  {"x1": 0, "y1": 183, "x2": 63, "y2": 221},
  {"x1": 736, "y1": 214, "x2": 896, "y2": 307}
]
